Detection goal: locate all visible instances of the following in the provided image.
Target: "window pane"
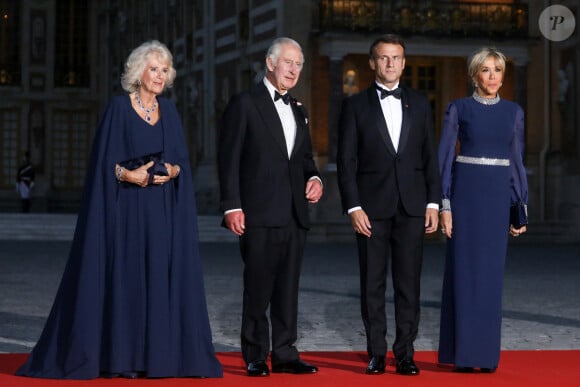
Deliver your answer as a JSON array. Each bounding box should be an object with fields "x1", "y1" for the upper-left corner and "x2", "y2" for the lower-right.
[
  {"x1": 0, "y1": 0, "x2": 20, "y2": 85},
  {"x1": 0, "y1": 109, "x2": 19, "y2": 187},
  {"x1": 52, "y1": 110, "x2": 90, "y2": 188},
  {"x1": 54, "y1": 0, "x2": 89, "y2": 87}
]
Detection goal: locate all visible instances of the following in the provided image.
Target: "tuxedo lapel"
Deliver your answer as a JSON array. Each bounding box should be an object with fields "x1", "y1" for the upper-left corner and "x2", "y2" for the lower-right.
[
  {"x1": 251, "y1": 83, "x2": 288, "y2": 157},
  {"x1": 398, "y1": 87, "x2": 411, "y2": 153},
  {"x1": 367, "y1": 87, "x2": 397, "y2": 156},
  {"x1": 289, "y1": 102, "x2": 307, "y2": 159}
]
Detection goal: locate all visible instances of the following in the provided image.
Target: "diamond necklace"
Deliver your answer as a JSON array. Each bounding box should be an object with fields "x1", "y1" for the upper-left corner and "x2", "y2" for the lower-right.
[
  {"x1": 472, "y1": 91, "x2": 500, "y2": 105},
  {"x1": 134, "y1": 91, "x2": 158, "y2": 122}
]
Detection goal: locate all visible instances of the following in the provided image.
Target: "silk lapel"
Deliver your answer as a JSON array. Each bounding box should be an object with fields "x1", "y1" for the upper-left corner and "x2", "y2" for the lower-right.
[
  {"x1": 397, "y1": 87, "x2": 411, "y2": 153},
  {"x1": 289, "y1": 101, "x2": 306, "y2": 159},
  {"x1": 368, "y1": 87, "x2": 397, "y2": 156},
  {"x1": 251, "y1": 83, "x2": 288, "y2": 157}
]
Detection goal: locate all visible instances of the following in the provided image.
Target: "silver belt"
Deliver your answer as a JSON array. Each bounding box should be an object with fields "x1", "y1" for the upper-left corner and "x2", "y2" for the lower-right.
[{"x1": 455, "y1": 155, "x2": 510, "y2": 166}]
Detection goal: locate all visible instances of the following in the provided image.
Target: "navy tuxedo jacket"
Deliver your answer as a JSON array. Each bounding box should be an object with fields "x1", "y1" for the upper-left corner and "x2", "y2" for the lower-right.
[
  {"x1": 337, "y1": 84, "x2": 441, "y2": 219},
  {"x1": 218, "y1": 82, "x2": 320, "y2": 228}
]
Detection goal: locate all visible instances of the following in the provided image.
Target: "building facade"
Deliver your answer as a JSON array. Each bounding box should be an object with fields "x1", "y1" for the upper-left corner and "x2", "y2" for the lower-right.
[{"x1": 1, "y1": 0, "x2": 579, "y2": 238}]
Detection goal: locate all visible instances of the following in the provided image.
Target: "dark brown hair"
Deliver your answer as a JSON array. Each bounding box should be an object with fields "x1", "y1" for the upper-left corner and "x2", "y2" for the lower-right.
[{"x1": 369, "y1": 34, "x2": 406, "y2": 59}]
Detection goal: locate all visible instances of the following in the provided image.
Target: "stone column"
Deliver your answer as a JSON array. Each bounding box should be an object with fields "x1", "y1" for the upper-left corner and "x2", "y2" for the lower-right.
[
  {"x1": 315, "y1": 55, "x2": 345, "y2": 224},
  {"x1": 514, "y1": 63, "x2": 528, "y2": 154},
  {"x1": 326, "y1": 55, "x2": 344, "y2": 170}
]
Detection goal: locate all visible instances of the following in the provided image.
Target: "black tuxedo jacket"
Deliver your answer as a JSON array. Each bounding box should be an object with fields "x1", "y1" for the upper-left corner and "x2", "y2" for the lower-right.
[
  {"x1": 218, "y1": 82, "x2": 320, "y2": 228},
  {"x1": 337, "y1": 84, "x2": 441, "y2": 219}
]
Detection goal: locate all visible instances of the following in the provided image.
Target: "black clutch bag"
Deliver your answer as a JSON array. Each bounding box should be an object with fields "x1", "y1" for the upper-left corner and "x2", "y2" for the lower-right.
[
  {"x1": 120, "y1": 152, "x2": 168, "y2": 184},
  {"x1": 510, "y1": 202, "x2": 528, "y2": 229}
]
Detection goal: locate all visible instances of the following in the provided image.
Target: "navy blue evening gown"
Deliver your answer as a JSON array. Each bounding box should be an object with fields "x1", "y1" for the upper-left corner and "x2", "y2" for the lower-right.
[
  {"x1": 437, "y1": 96, "x2": 528, "y2": 369},
  {"x1": 16, "y1": 95, "x2": 223, "y2": 379}
]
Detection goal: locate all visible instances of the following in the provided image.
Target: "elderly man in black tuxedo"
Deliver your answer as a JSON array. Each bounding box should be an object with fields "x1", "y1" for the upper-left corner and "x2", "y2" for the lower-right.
[
  {"x1": 218, "y1": 37, "x2": 323, "y2": 377},
  {"x1": 337, "y1": 34, "x2": 441, "y2": 376}
]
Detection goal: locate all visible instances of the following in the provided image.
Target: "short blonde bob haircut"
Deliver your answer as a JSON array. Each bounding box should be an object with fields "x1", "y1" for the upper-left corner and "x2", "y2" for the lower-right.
[
  {"x1": 467, "y1": 47, "x2": 507, "y2": 84},
  {"x1": 121, "y1": 40, "x2": 177, "y2": 93}
]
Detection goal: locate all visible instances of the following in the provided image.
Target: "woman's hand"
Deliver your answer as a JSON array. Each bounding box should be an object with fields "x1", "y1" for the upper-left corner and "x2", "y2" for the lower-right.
[
  {"x1": 123, "y1": 161, "x2": 154, "y2": 187},
  {"x1": 440, "y1": 211, "x2": 453, "y2": 238},
  {"x1": 118, "y1": 162, "x2": 180, "y2": 187},
  {"x1": 509, "y1": 224, "x2": 527, "y2": 237},
  {"x1": 151, "y1": 163, "x2": 180, "y2": 186},
  {"x1": 166, "y1": 163, "x2": 180, "y2": 179}
]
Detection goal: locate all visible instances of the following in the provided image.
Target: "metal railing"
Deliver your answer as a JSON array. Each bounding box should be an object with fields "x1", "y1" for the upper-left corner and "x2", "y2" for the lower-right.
[{"x1": 319, "y1": 0, "x2": 528, "y2": 39}]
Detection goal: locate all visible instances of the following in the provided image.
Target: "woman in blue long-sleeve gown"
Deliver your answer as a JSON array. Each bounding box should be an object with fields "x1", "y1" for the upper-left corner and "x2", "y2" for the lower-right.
[
  {"x1": 437, "y1": 47, "x2": 528, "y2": 373},
  {"x1": 16, "y1": 41, "x2": 222, "y2": 380}
]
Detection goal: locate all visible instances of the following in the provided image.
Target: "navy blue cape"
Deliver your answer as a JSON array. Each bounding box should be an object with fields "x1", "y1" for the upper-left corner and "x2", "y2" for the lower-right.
[{"x1": 16, "y1": 95, "x2": 223, "y2": 379}]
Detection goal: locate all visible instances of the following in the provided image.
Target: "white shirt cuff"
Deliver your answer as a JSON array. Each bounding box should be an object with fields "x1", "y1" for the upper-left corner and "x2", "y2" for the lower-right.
[
  {"x1": 427, "y1": 203, "x2": 439, "y2": 210},
  {"x1": 347, "y1": 206, "x2": 362, "y2": 214}
]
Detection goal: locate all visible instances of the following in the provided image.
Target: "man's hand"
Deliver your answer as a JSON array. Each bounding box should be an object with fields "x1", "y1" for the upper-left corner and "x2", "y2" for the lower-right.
[
  {"x1": 350, "y1": 209, "x2": 372, "y2": 237},
  {"x1": 224, "y1": 210, "x2": 245, "y2": 236},
  {"x1": 424, "y1": 208, "x2": 439, "y2": 234},
  {"x1": 305, "y1": 179, "x2": 323, "y2": 203}
]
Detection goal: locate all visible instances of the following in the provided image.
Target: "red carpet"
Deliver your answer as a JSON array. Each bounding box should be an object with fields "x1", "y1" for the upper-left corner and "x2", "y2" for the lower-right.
[{"x1": 1, "y1": 351, "x2": 579, "y2": 386}]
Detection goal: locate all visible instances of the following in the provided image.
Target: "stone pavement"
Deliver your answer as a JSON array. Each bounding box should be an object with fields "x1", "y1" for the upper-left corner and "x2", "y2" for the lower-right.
[
  {"x1": 0, "y1": 213, "x2": 238, "y2": 242},
  {"x1": 1, "y1": 222, "x2": 579, "y2": 355}
]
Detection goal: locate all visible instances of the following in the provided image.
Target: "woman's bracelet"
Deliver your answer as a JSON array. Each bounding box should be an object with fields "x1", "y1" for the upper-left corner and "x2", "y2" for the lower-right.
[
  {"x1": 115, "y1": 165, "x2": 125, "y2": 182},
  {"x1": 439, "y1": 198, "x2": 451, "y2": 213}
]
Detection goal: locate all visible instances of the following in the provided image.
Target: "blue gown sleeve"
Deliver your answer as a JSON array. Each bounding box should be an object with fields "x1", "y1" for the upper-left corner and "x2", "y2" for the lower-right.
[
  {"x1": 510, "y1": 106, "x2": 528, "y2": 205},
  {"x1": 437, "y1": 102, "x2": 459, "y2": 210}
]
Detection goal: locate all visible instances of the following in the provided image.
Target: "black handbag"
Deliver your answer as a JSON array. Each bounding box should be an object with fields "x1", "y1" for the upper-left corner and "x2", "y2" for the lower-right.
[
  {"x1": 510, "y1": 202, "x2": 528, "y2": 229},
  {"x1": 120, "y1": 152, "x2": 168, "y2": 184}
]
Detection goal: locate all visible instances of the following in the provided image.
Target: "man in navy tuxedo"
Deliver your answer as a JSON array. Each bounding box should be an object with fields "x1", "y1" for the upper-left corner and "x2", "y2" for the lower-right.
[
  {"x1": 218, "y1": 37, "x2": 322, "y2": 377},
  {"x1": 337, "y1": 34, "x2": 441, "y2": 376}
]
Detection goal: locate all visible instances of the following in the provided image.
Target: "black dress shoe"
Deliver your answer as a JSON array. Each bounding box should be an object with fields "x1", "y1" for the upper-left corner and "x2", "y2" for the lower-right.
[
  {"x1": 365, "y1": 356, "x2": 386, "y2": 374},
  {"x1": 396, "y1": 359, "x2": 420, "y2": 376},
  {"x1": 480, "y1": 367, "x2": 496, "y2": 373},
  {"x1": 454, "y1": 366, "x2": 474, "y2": 373},
  {"x1": 247, "y1": 361, "x2": 270, "y2": 377},
  {"x1": 272, "y1": 360, "x2": 318, "y2": 374}
]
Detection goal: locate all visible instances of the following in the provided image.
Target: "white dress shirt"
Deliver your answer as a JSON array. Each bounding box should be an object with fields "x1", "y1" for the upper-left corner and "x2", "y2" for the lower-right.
[
  {"x1": 376, "y1": 81, "x2": 403, "y2": 152},
  {"x1": 263, "y1": 78, "x2": 296, "y2": 158}
]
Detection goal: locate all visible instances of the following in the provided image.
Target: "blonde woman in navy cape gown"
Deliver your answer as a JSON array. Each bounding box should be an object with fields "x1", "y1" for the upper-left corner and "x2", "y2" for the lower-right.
[
  {"x1": 437, "y1": 47, "x2": 528, "y2": 373},
  {"x1": 16, "y1": 41, "x2": 223, "y2": 379}
]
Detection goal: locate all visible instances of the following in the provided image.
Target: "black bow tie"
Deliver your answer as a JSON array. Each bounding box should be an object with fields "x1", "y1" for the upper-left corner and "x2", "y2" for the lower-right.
[
  {"x1": 274, "y1": 91, "x2": 292, "y2": 104},
  {"x1": 376, "y1": 85, "x2": 402, "y2": 99}
]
